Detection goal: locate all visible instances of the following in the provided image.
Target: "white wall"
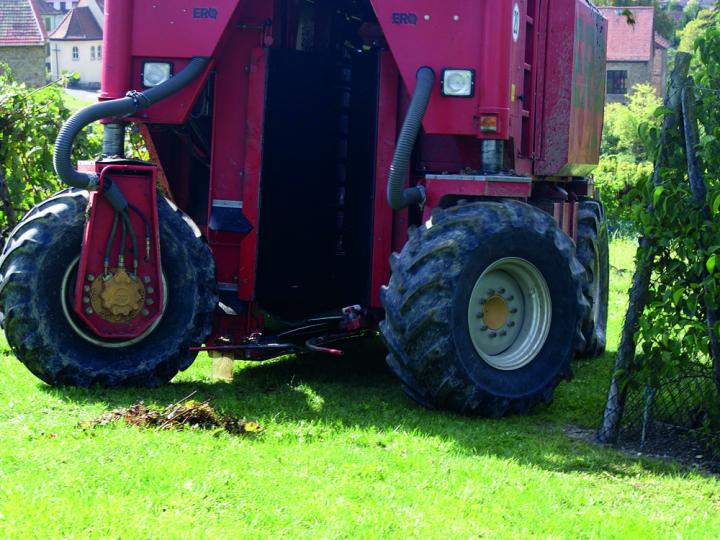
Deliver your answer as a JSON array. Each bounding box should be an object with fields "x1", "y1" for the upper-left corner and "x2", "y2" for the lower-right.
[
  {"x1": 49, "y1": 39, "x2": 102, "y2": 86},
  {"x1": 48, "y1": 0, "x2": 78, "y2": 12}
]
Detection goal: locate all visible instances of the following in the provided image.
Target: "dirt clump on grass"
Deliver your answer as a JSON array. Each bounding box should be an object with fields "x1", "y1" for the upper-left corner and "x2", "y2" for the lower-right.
[{"x1": 81, "y1": 392, "x2": 261, "y2": 435}]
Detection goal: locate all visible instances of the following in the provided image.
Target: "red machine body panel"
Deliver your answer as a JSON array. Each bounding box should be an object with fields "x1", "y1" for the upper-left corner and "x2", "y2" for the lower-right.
[
  {"x1": 74, "y1": 164, "x2": 164, "y2": 339},
  {"x1": 534, "y1": 0, "x2": 607, "y2": 176},
  {"x1": 370, "y1": 0, "x2": 513, "y2": 140},
  {"x1": 89, "y1": 0, "x2": 607, "y2": 346}
]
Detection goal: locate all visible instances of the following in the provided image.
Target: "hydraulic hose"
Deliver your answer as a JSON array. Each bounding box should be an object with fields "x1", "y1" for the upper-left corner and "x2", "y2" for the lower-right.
[
  {"x1": 387, "y1": 67, "x2": 435, "y2": 210},
  {"x1": 53, "y1": 56, "x2": 210, "y2": 210}
]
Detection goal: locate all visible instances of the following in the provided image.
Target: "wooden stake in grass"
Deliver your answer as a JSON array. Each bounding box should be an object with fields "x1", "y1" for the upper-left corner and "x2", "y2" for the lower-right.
[
  {"x1": 211, "y1": 351, "x2": 235, "y2": 382},
  {"x1": 598, "y1": 53, "x2": 692, "y2": 444}
]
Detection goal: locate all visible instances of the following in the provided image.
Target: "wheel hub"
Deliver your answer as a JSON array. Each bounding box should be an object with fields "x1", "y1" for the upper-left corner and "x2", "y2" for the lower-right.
[
  {"x1": 467, "y1": 257, "x2": 551, "y2": 370},
  {"x1": 91, "y1": 268, "x2": 146, "y2": 322},
  {"x1": 61, "y1": 257, "x2": 168, "y2": 348},
  {"x1": 483, "y1": 295, "x2": 509, "y2": 330}
]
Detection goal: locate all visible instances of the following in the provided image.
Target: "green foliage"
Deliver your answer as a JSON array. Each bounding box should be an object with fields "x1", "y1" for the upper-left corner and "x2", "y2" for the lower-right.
[
  {"x1": 678, "y1": 8, "x2": 716, "y2": 53},
  {"x1": 593, "y1": 156, "x2": 653, "y2": 229},
  {"x1": 0, "y1": 65, "x2": 101, "y2": 236},
  {"x1": 597, "y1": 84, "x2": 661, "y2": 229},
  {"x1": 601, "y1": 84, "x2": 663, "y2": 161},
  {"x1": 627, "y1": 12, "x2": 720, "y2": 398}
]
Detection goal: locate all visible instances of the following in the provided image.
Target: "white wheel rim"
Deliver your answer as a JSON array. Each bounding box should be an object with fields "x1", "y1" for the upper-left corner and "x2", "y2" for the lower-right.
[
  {"x1": 60, "y1": 257, "x2": 168, "y2": 349},
  {"x1": 467, "y1": 257, "x2": 552, "y2": 370}
]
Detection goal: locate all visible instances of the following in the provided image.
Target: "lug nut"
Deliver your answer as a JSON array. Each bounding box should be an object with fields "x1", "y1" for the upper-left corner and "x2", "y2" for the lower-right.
[
  {"x1": 146, "y1": 287, "x2": 154, "y2": 294},
  {"x1": 479, "y1": 299, "x2": 486, "y2": 305},
  {"x1": 86, "y1": 274, "x2": 95, "y2": 282},
  {"x1": 487, "y1": 289, "x2": 495, "y2": 295},
  {"x1": 500, "y1": 331, "x2": 507, "y2": 337},
  {"x1": 146, "y1": 298, "x2": 154, "y2": 305},
  {"x1": 476, "y1": 312, "x2": 484, "y2": 319},
  {"x1": 142, "y1": 309, "x2": 150, "y2": 316},
  {"x1": 480, "y1": 325, "x2": 488, "y2": 331},
  {"x1": 510, "y1": 308, "x2": 518, "y2": 314},
  {"x1": 83, "y1": 285, "x2": 90, "y2": 293},
  {"x1": 498, "y1": 288, "x2": 506, "y2": 294},
  {"x1": 506, "y1": 295, "x2": 515, "y2": 301},
  {"x1": 82, "y1": 296, "x2": 90, "y2": 304},
  {"x1": 85, "y1": 307, "x2": 93, "y2": 315},
  {"x1": 489, "y1": 332, "x2": 497, "y2": 338},
  {"x1": 508, "y1": 321, "x2": 516, "y2": 328},
  {"x1": 143, "y1": 276, "x2": 151, "y2": 284}
]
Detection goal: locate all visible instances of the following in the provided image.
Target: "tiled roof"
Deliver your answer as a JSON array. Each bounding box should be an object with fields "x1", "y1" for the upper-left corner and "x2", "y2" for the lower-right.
[
  {"x1": 0, "y1": 0, "x2": 45, "y2": 46},
  {"x1": 49, "y1": 5, "x2": 101, "y2": 40},
  {"x1": 654, "y1": 32, "x2": 670, "y2": 50},
  {"x1": 35, "y1": 1, "x2": 62, "y2": 15},
  {"x1": 599, "y1": 6, "x2": 656, "y2": 62}
]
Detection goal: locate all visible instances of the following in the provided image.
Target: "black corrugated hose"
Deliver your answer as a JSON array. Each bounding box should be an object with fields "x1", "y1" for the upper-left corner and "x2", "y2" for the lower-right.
[
  {"x1": 53, "y1": 57, "x2": 210, "y2": 211},
  {"x1": 387, "y1": 66, "x2": 435, "y2": 210}
]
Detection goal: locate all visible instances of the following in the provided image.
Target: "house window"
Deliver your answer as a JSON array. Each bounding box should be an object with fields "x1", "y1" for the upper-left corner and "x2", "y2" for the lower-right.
[
  {"x1": 72, "y1": 46, "x2": 79, "y2": 60},
  {"x1": 91, "y1": 46, "x2": 95, "y2": 60},
  {"x1": 44, "y1": 17, "x2": 52, "y2": 31},
  {"x1": 97, "y1": 45, "x2": 102, "y2": 60},
  {"x1": 607, "y1": 70, "x2": 628, "y2": 95}
]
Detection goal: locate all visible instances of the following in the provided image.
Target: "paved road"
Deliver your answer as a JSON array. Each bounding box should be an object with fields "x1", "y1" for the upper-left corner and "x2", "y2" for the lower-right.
[{"x1": 64, "y1": 87, "x2": 100, "y2": 102}]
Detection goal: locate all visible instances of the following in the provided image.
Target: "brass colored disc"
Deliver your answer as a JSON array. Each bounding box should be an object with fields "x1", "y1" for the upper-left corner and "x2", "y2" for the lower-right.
[
  {"x1": 483, "y1": 295, "x2": 509, "y2": 330},
  {"x1": 90, "y1": 268, "x2": 146, "y2": 323}
]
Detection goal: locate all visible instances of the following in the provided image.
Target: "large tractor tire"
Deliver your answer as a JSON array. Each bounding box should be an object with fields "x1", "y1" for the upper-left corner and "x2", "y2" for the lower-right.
[
  {"x1": 576, "y1": 200, "x2": 609, "y2": 358},
  {"x1": 0, "y1": 189, "x2": 217, "y2": 387},
  {"x1": 380, "y1": 200, "x2": 588, "y2": 416}
]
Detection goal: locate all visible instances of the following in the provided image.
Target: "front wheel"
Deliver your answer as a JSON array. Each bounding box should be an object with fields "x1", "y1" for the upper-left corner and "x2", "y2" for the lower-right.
[
  {"x1": 380, "y1": 201, "x2": 588, "y2": 416},
  {"x1": 0, "y1": 189, "x2": 218, "y2": 387}
]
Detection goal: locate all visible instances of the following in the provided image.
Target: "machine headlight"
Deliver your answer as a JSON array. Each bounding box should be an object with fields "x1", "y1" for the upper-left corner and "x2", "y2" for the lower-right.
[
  {"x1": 142, "y1": 62, "x2": 173, "y2": 87},
  {"x1": 441, "y1": 69, "x2": 475, "y2": 97}
]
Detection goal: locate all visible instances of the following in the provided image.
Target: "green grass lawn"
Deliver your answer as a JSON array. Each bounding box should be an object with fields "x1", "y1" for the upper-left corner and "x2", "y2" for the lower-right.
[{"x1": 1, "y1": 239, "x2": 718, "y2": 539}]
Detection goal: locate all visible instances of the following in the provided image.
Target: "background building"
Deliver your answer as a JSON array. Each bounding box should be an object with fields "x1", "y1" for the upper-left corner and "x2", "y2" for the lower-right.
[
  {"x1": 48, "y1": 0, "x2": 103, "y2": 88},
  {"x1": 43, "y1": 0, "x2": 78, "y2": 13},
  {"x1": 599, "y1": 7, "x2": 670, "y2": 103},
  {"x1": 0, "y1": 0, "x2": 47, "y2": 86}
]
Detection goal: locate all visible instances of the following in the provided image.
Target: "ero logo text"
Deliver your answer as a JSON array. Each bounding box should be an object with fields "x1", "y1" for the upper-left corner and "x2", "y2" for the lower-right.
[
  {"x1": 193, "y1": 7, "x2": 218, "y2": 19},
  {"x1": 392, "y1": 12, "x2": 418, "y2": 25}
]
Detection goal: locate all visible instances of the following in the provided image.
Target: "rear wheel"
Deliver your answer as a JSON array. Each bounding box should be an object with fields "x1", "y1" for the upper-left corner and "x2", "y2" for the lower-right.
[
  {"x1": 576, "y1": 200, "x2": 609, "y2": 358},
  {"x1": 0, "y1": 189, "x2": 217, "y2": 387},
  {"x1": 380, "y1": 200, "x2": 588, "y2": 416}
]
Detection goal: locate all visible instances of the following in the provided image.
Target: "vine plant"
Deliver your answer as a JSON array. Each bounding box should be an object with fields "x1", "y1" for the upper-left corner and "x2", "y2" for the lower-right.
[
  {"x1": 628, "y1": 12, "x2": 720, "y2": 403},
  {"x1": 0, "y1": 65, "x2": 100, "y2": 236}
]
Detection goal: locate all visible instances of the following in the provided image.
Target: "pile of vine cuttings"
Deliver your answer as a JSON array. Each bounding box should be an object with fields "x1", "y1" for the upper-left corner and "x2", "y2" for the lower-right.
[{"x1": 82, "y1": 392, "x2": 261, "y2": 436}]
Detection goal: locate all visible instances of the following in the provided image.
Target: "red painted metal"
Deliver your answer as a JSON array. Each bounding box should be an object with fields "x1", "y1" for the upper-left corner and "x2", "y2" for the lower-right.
[
  {"x1": 85, "y1": 0, "x2": 608, "y2": 346},
  {"x1": 100, "y1": 0, "x2": 133, "y2": 100},
  {"x1": 422, "y1": 177, "x2": 533, "y2": 221},
  {"x1": 237, "y1": 47, "x2": 267, "y2": 301},
  {"x1": 553, "y1": 201, "x2": 579, "y2": 242},
  {"x1": 534, "y1": 0, "x2": 607, "y2": 176},
  {"x1": 207, "y1": 10, "x2": 270, "y2": 294},
  {"x1": 370, "y1": 51, "x2": 399, "y2": 308},
  {"x1": 74, "y1": 163, "x2": 164, "y2": 339},
  {"x1": 370, "y1": 0, "x2": 513, "y2": 140}
]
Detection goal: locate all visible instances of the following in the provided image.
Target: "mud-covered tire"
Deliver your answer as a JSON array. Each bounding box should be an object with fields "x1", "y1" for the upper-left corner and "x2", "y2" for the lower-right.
[
  {"x1": 380, "y1": 200, "x2": 588, "y2": 416},
  {"x1": 0, "y1": 189, "x2": 218, "y2": 387},
  {"x1": 576, "y1": 200, "x2": 609, "y2": 358}
]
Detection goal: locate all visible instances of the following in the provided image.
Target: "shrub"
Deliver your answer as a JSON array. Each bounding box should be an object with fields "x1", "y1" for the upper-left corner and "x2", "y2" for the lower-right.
[{"x1": 0, "y1": 65, "x2": 101, "y2": 236}]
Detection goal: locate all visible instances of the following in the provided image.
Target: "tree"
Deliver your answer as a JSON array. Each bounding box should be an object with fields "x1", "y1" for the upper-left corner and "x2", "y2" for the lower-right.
[
  {"x1": 678, "y1": 8, "x2": 716, "y2": 53},
  {"x1": 601, "y1": 83, "x2": 663, "y2": 161}
]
